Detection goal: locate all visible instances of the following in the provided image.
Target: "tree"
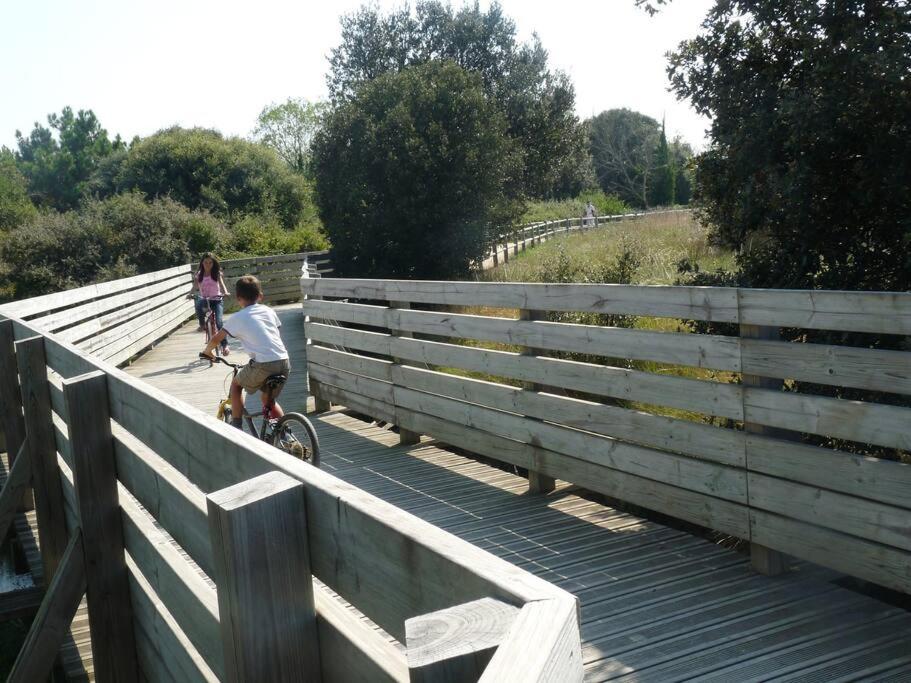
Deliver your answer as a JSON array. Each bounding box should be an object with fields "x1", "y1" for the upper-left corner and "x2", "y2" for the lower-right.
[
  {"x1": 669, "y1": 136, "x2": 693, "y2": 205},
  {"x1": 326, "y1": 1, "x2": 589, "y2": 199},
  {"x1": 93, "y1": 127, "x2": 315, "y2": 228},
  {"x1": 669, "y1": 0, "x2": 911, "y2": 291},
  {"x1": 648, "y1": 119, "x2": 675, "y2": 207},
  {"x1": 311, "y1": 61, "x2": 521, "y2": 279},
  {"x1": 588, "y1": 109, "x2": 661, "y2": 208},
  {"x1": 0, "y1": 150, "x2": 37, "y2": 231},
  {"x1": 253, "y1": 98, "x2": 327, "y2": 175},
  {"x1": 14, "y1": 107, "x2": 124, "y2": 210}
]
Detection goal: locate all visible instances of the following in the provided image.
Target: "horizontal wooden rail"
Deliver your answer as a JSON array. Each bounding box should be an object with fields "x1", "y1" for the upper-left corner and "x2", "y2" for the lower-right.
[{"x1": 301, "y1": 277, "x2": 911, "y2": 594}]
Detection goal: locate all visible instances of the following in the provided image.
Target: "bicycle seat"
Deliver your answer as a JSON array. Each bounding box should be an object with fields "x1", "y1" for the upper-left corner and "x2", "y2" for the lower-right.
[{"x1": 264, "y1": 374, "x2": 288, "y2": 389}]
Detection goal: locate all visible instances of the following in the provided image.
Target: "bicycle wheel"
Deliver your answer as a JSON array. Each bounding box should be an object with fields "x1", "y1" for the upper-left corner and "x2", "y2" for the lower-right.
[
  {"x1": 270, "y1": 412, "x2": 320, "y2": 466},
  {"x1": 206, "y1": 315, "x2": 221, "y2": 357}
]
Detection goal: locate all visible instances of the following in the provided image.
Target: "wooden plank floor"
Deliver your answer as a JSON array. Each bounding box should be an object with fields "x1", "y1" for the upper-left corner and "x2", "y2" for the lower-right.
[{"x1": 121, "y1": 307, "x2": 911, "y2": 681}]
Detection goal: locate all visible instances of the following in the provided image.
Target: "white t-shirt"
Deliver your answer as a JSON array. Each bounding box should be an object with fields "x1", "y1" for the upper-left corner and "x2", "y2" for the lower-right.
[{"x1": 223, "y1": 304, "x2": 289, "y2": 362}]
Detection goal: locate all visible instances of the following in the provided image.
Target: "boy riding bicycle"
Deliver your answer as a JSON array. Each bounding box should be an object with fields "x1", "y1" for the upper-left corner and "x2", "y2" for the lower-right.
[{"x1": 202, "y1": 275, "x2": 290, "y2": 430}]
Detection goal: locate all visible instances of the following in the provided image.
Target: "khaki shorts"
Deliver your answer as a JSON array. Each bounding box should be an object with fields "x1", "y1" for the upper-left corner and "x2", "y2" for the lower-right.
[{"x1": 236, "y1": 358, "x2": 291, "y2": 395}]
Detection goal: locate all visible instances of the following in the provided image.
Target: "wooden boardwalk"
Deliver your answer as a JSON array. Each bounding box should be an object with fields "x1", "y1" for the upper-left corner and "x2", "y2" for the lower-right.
[{"x1": 119, "y1": 306, "x2": 911, "y2": 681}]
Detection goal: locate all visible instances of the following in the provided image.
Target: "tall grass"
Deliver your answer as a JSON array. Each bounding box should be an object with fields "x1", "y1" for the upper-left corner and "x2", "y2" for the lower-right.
[
  {"x1": 485, "y1": 210, "x2": 734, "y2": 285},
  {"x1": 521, "y1": 191, "x2": 630, "y2": 224}
]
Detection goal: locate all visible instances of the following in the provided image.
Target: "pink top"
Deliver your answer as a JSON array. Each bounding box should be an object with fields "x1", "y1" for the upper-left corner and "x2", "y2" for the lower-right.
[{"x1": 198, "y1": 273, "x2": 221, "y2": 298}]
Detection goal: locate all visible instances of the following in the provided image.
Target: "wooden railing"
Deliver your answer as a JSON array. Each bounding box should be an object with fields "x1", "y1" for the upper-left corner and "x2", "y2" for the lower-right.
[
  {"x1": 300, "y1": 277, "x2": 911, "y2": 595},
  {"x1": 0, "y1": 251, "x2": 331, "y2": 368},
  {"x1": 485, "y1": 209, "x2": 690, "y2": 269},
  {"x1": 0, "y1": 264, "x2": 583, "y2": 680}
]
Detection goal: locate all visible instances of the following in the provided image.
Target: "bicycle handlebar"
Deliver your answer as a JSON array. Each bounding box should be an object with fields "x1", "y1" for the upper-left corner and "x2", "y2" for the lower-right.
[{"x1": 199, "y1": 353, "x2": 240, "y2": 370}]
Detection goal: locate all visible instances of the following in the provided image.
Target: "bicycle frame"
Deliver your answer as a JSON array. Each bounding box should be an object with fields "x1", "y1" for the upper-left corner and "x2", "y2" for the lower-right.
[{"x1": 208, "y1": 356, "x2": 280, "y2": 440}]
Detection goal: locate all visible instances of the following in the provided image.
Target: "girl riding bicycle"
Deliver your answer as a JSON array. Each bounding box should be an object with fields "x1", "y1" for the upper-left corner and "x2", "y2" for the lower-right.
[{"x1": 191, "y1": 252, "x2": 230, "y2": 355}]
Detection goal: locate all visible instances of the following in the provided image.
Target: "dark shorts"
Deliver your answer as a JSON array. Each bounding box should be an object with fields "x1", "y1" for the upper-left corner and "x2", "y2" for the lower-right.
[{"x1": 236, "y1": 358, "x2": 291, "y2": 394}]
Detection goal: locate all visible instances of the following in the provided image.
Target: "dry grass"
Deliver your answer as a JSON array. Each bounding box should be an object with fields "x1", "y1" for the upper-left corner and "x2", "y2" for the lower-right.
[{"x1": 481, "y1": 210, "x2": 734, "y2": 286}]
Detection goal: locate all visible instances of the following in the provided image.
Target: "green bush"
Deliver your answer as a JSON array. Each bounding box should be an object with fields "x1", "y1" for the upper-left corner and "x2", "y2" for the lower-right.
[
  {"x1": 0, "y1": 193, "x2": 224, "y2": 300},
  {"x1": 94, "y1": 127, "x2": 316, "y2": 229},
  {"x1": 222, "y1": 214, "x2": 329, "y2": 258},
  {"x1": 0, "y1": 152, "x2": 37, "y2": 231}
]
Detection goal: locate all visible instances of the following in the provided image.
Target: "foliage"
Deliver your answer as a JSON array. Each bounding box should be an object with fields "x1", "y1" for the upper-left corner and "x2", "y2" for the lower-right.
[
  {"x1": 0, "y1": 150, "x2": 37, "y2": 231},
  {"x1": 669, "y1": 0, "x2": 911, "y2": 291},
  {"x1": 253, "y1": 98, "x2": 328, "y2": 175},
  {"x1": 312, "y1": 61, "x2": 521, "y2": 279},
  {"x1": 221, "y1": 214, "x2": 329, "y2": 258},
  {"x1": 14, "y1": 107, "x2": 125, "y2": 211},
  {"x1": 670, "y1": 136, "x2": 693, "y2": 204},
  {"x1": 521, "y1": 191, "x2": 630, "y2": 223},
  {"x1": 0, "y1": 193, "x2": 224, "y2": 299},
  {"x1": 94, "y1": 127, "x2": 315, "y2": 229},
  {"x1": 327, "y1": 1, "x2": 591, "y2": 198},
  {"x1": 648, "y1": 120, "x2": 675, "y2": 207},
  {"x1": 588, "y1": 109, "x2": 661, "y2": 208}
]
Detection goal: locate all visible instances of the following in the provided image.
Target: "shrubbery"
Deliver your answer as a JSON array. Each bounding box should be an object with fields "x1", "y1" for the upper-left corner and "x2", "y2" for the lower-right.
[{"x1": 522, "y1": 191, "x2": 629, "y2": 223}]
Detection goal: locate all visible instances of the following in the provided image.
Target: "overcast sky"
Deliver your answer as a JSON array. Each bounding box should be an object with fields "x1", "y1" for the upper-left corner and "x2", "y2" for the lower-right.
[{"x1": 0, "y1": 0, "x2": 714, "y2": 151}]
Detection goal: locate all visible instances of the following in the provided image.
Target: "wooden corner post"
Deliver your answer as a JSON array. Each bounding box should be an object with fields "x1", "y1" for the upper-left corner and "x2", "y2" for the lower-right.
[
  {"x1": 207, "y1": 471, "x2": 321, "y2": 682},
  {"x1": 405, "y1": 598, "x2": 519, "y2": 682},
  {"x1": 740, "y1": 322, "x2": 789, "y2": 576},
  {"x1": 519, "y1": 310, "x2": 556, "y2": 494},
  {"x1": 0, "y1": 319, "x2": 33, "y2": 511},
  {"x1": 63, "y1": 370, "x2": 139, "y2": 681},
  {"x1": 16, "y1": 336, "x2": 68, "y2": 582}
]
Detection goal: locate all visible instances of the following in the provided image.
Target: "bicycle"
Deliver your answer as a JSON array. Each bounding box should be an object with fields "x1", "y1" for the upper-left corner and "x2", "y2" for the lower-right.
[
  {"x1": 199, "y1": 354, "x2": 320, "y2": 466},
  {"x1": 189, "y1": 294, "x2": 227, "y2": 357}
]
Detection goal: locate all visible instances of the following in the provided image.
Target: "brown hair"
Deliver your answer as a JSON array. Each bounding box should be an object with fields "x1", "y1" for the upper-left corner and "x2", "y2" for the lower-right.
[
  {"x1": 235, "y1": 275, "x2": 263, "y2": 302},
  {"x1": 196, "y1": 252, "x2": 221, "y2": 281}
]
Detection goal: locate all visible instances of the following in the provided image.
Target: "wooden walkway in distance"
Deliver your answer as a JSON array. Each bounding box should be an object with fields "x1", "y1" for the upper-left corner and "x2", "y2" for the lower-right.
[{"x1": 121, "y1": 306, "x2": 911, "y2": 681}]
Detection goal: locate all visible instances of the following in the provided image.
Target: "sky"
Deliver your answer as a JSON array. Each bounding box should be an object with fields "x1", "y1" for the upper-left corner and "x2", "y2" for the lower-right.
[{"x1": 0, "y1": 0, "x2": 714, "y2": 151}]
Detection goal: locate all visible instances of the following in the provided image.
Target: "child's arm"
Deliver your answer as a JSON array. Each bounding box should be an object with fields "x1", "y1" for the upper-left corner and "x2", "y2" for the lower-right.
[
  {"x1": 219, "y1": 274, "x2": 229, "y2": 297},
  {"x1": 202, "y1": 329, "x2": 228, "y2": 358}
]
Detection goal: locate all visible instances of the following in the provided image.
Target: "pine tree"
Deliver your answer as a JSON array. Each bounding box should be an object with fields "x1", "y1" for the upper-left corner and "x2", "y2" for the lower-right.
[{"x1": 649, "y1": 118, "x2": 675, "y2": 207}]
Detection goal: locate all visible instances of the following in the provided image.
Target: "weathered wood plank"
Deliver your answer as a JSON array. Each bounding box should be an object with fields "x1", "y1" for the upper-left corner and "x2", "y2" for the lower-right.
[
  {"x1": 741, "y1": 337, "x2": 911, "y2": 396},
  {"x1": 738, "y1": 288, "x2": 911, "y2": 335},
  {"x1": 300, "y1": 278, "x2": 740, "y2": 323},
  {"x1": 313, "y1": 381, "x2": 752, "y2": 539},
  {"x1": 0, "y1": 320, "x2": 28, "y2": 476},
  {"x1": 314, "y1": 584, "x2": 408, "y2": 683},
  {"x1": 0, "y1": 443, "x2": 31, "y2": 545},
  {"x1": 126, "y1": 552, "x2": 219, "y2": 683},
  {"x1": 749, "y1": 509, "x2": 911, "y2": 594},
  {"x1": 120, "y1": 489, "x2": 223, "y2": 678},
  {"x1": 8, "y1": 530, "x2": 87, "y2": 683},
  {"x1": 63, "y1": 370, "x2": 139, "y2": 681},
  {"x1": 479, "y1": 598, "x2": 583, "y2": 683},
  {"x1": 308, "y1": 358, "x2": 749, "y2": 502},
  {"x1": 405, "y1": 598, "x2": 519, "y2": 682},
  {"x1": 302, "y1": 299, "x2": 743, "y2": 371},
  {"x1": 112, "y1": 423, "x2": 213, "y2": 576},
  {"x1": 207, "y1": 471, "x2": 321, "y2": 681},
  {"x1": 746, "y1": 434, "x2": 911, "y2": 509},
  {"x1": 305, "y1": 322, "x2": 745, "y2": 419},
  {"x1": 0, "y1": 264, "x2": 192, "y2": 320},
  {"x1": 15, "y1": 336, "x2": 69, "y2": 581}
]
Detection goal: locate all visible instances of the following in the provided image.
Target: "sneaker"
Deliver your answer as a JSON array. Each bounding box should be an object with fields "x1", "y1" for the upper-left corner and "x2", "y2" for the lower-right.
[
  {"x1": 196, "y1": 326, "x2": 205, "y2": 332},
  {"x1": 222, "y1": 346, "x2": 230, "y2": 356}
]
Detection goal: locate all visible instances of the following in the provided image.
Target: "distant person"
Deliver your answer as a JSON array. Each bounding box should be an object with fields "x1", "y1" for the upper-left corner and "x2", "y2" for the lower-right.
[
  {"x1": 191, "y1": 252, "x2": 230, "y2": 355},
  {"x1": 583, "y1": 201, "x2": 597, "y2": 228},
  {"x1": 202, "y1": 275, "x2": 291, "y2": 429}
]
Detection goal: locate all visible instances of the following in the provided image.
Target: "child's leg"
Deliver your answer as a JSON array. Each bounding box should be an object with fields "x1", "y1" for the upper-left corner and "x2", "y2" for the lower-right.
[
  {"x1": 194, "y1": 296, "x2": 205, "y2": 328},
  {"x1": 214, "y1": 300, "x2": 228, "y2": 350},
  {"x1": 230, "y1": 380, "x2": 244, "y2": 427}
]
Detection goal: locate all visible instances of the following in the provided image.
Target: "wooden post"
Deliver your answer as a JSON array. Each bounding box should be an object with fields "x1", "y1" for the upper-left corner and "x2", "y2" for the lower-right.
[
  {"x1": 16, "y1": 336, "x2": 68, "y2": 582},
  {"x1": 207, "y1": 471, "x2": 321, "y2": 682},
  {"x1": 512, "y1": 231, "x2": 519, "y2": 257},
  {"x1": 405, "y1": 598, "x2": 519, "y2": 682},
  {"x1": 519, "y1": 309, "x2": 556, "y2": 494},
  {"x1": 63, "y1": 370, "x2": 139, "y2": 681},
  {"x1": 303, "y1": 285, "x2": 332, "y2": 413},
  {"x1": 391, "y1": 302, "x2": 421, "y2": 446},
  {"x1": 740, "y1": 323, "x2": 789, "y2": 576},
  {"x1": 0, "y1": 319, "x2": 33, "y2": 511}
]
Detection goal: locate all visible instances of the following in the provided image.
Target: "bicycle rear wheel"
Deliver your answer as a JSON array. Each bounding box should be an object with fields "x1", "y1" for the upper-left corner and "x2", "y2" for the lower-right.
[{"x1": 270, "y1": 412, "x2": 320, "y2": 466}]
